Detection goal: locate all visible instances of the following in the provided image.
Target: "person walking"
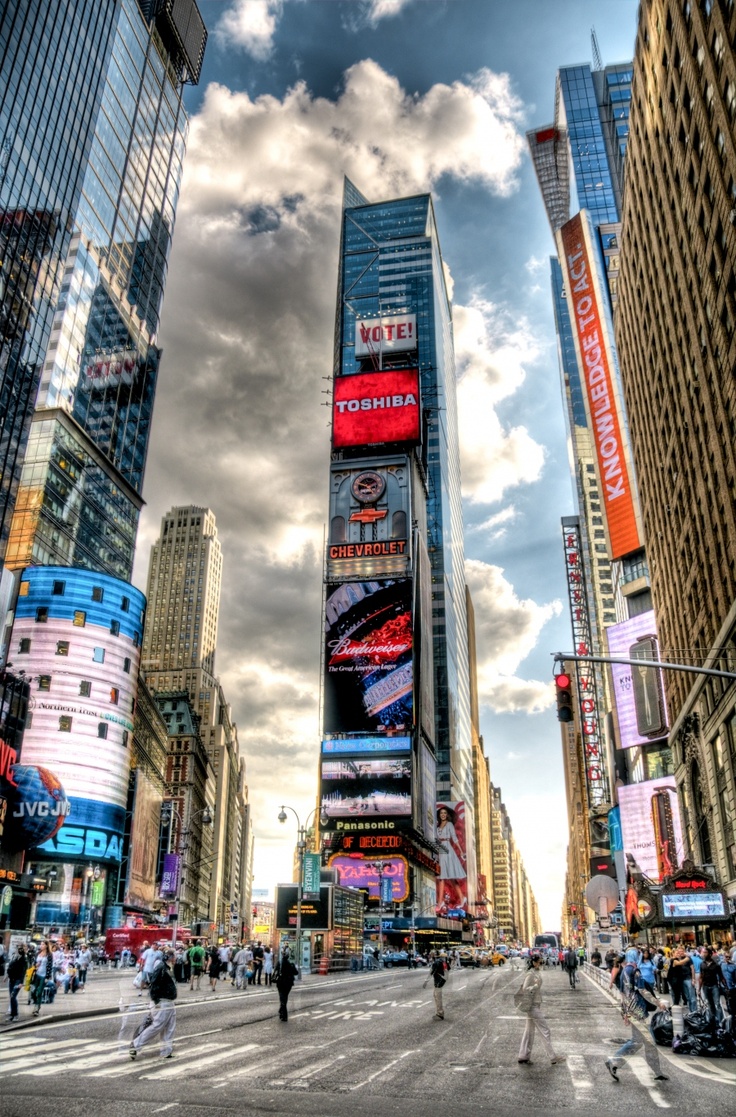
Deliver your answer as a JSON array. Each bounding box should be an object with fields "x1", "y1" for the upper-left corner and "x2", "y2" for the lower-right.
[
  {"x1": 207, "y1": 945, "x2": 222, "y2": 991},
  {"x1": 233, "y1": 944, "x2": 249, "y2": 990},
  {"x1": 263, "y1": 946, "x2": 274, "y2": 986},
  {"x1": 516, "y1": 953, "x2": 565, "y2": 1066},
  {"x1": 700, "y1": 946, "x2": 726, "y2": 1024},
  {"x1": 427, "y1": 951, "x2": 448, "y2": 1020},
  {"x1": 129, "y1": 950, "x2": 178, "y2": 1060},
  {"x1": 5, "y1": 944, "x2": 28, "y2": 1022},
  {"x1": 668, "y1": 946, "x2": 696, "y2": 1012},
  {"x1": 30, "y1": 942, "x2": 51, "y2": 1017},
  {"x1": 252, "y1": 941, "x2": 264, "y2": 985},
  {"x1": 605, "y1": 969, "x2": 668, "y2": 1083},
  {"x1": 188, "y1": 940, "x2": 205, "y2": 991},
  {"x1": 76, "y1": 945, "x2": 91, "y2": 989},
  {"x1": 563, "y1": 945, "x2": 579, "y2": 989},
  {"x1": 274, "y1": 946, "x2": 298, "y2": 1022}
]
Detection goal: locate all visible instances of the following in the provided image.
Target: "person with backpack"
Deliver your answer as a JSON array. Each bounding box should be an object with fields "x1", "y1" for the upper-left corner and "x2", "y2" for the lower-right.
[
  {"x1": 563, "y1": 945, "x2": 579, "y2": 988},
  {"x1": 274, "y1": 945, "x2": 299, "y2": 1021},
  {"x1": 427, "y1": 950, "x2": 448, "y2": 1020},
  {"x1": 129, "y1": 949, "x2": 178, "y2": 1060}
]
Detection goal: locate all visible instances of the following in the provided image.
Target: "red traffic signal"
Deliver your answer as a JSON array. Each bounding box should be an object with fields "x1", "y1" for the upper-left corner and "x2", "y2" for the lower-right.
[{"x1": 555, "y1": 672, "x2": 574, "y2": 723}]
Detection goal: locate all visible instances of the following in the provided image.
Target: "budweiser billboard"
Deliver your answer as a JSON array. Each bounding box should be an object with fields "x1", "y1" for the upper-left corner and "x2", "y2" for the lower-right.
[
  {"x1": 332, "y1": 369, "x2": 420, "y2": 449},
  {"x1": 558, "y1": 212, "x2": 642, "y2": 559}
]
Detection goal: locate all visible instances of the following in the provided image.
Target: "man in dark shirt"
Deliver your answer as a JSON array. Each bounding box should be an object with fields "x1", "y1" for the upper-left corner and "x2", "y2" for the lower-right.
[
  {"x1": 252, "y1": 941, "x2": 264, "y2": 985},
  {"x1": 668, "y1": 946, "x2": 696, "y2": 1012},
  {"x1": 700, "y1": 946, "x2": 726, "y2": 1023}
]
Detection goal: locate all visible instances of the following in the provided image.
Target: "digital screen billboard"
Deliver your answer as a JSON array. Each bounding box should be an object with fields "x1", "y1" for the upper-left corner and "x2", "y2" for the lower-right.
[
  {"x1": 323, "y1": 580, "x2": 413, "y2": 735},
  {"x1": 328, "y1": 853, "x2": 409, "y2": 902},
  {"x1": 11, "y1": 566, "x2": 145, "y2": 863},
  {"x1": 332, "y1": 369, "x2": 420, "y2": 449},
  {"x1": 125, "y1": 768, "x2": 162, "y2": 908},
  {"x1": 275, "y1": 884, "x2": 331, "y2": 930},
  {"x1": 606, "y1": 610, "x2": 668, "y2": 749},
  {"x1": 320, "y1": 757, "x2": 411, "y2": 819},
  {"x1": 558, "y1": 214, "x2": 642, "y2": 559},
  {"x1": 661, "y1": 892, "x2": 726, "y2": 920},
  {"x1": 618, "y1": 776, "x2": 685, "y2": 883},
  {"x1": 354, "y1": 314, "x2": 417, "y2": 359},
  {"x1": 436, "y1": 801, "x2": 468, "y2": 918},
  {"x1": 321, "y1": 736, "x2": 411, "y2": 755}
]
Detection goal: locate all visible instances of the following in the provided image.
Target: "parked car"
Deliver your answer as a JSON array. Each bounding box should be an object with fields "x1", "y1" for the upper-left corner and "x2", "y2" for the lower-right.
[{"x1": 382, "y1": 951, "x2": 410, "y2": 967}]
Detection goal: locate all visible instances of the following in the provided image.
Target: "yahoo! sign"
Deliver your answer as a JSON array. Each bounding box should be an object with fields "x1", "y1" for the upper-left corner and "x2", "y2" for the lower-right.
[{"x1": 328, "y1": 853, "x2": 409, "y2": 902}]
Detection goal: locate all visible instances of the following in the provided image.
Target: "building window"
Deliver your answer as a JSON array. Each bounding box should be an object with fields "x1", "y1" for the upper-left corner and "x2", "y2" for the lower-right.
[
  {"x1": 122, "y1": 730, "x2": 130, "y2": 748},
  {"x1": 110, "y1": 620, "x2": 120, "y2": 636},
  {"x1": 123, "y1": 657, "x2": 131, "y2": 674},
  {"x1": 56, "y1": 641, "x2": 69, "y2": 656},
  {"x1": 92, "y1": 586, "x2": 104, "y2": 602},
  {"x1": 35, "y1": 607, "x2": 48, "y2": 623},
  {"x1": 97, "y1": 723, "x2": 108, "y2": 739},
  {"x1": 59, "y1": 716, "x2": 72, "y2": 732},
  {"x1": 79, "y1": 680, "x2": 92, "y2": 697},
  {"x1": 133, "y1": 631, "x2": 140, "y2": 647},
  {"x1": 93, "y1": 647, "x2": 105, "y2": 663},
  {"x1": 18, "y1": 580, "x2": 29, "y2": 596},
  {"x1": 18, "y1": 638, "x2": 31, "y2": 654},
  {"x1": 72, "y1": 611, "x2": 86, "y2": 628},
  {"x1": 121, "y1": 595, "x2": 130, "y2": 612},
  {"x1": 38, "y1": 675, "x2": 51, "y2": 691},
  {"x1": 52, "y1": 580, "x2": 65, "y2": 596},
  {"x1": 110, "y1": 687, "x2": 119, "y2": 705}
]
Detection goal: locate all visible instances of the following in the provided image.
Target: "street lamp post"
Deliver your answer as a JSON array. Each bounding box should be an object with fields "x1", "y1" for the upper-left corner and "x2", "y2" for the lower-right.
[
  {"x1": 277, "y1": 804, "x2": 327, "y2": 975},
  {"x1": 366, "y1": 860, "x2": 391, "y2": 965},
  {"x1": 163, "y1": 803, "x2": 213, "y2": 948}
]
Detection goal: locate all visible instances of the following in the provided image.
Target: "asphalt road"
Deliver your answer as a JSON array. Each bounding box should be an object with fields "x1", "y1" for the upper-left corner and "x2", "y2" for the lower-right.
[{"x1": 2, "y1": 965, "x2": 734, "y2": 1117}]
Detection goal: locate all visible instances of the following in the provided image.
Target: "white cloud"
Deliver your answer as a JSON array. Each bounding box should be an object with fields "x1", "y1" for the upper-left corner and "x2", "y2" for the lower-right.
[
  {"x1": 366, "y1": 0, "x2": 413, "y2": 23},
  {"x1": 468, "y1": 505, "x2": 518, "y2": 539},
  {"x1": 140, "y1": 58, "x2": 529, "y2": 876},
  {"x1": 465, "y1": 559, "x2": 561, "y2": 714},
  {"x1": 215, "y1": 1, "x2": 283, "y2": 60}
]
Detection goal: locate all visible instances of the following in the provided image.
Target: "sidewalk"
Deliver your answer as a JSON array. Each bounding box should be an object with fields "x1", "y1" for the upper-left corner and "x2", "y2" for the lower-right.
[
  {"x1": 581, "y1": 961, "x2": 736, "y2": 1084},
  {"x1": 2, "y1": 964, "x2": 371, "y2": 1032}
]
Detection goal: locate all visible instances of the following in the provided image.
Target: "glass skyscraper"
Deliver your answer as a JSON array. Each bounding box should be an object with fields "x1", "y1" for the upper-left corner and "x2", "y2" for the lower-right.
[
  {"x1": 321, "y1": 181, "x2": 475, "y2": 921},
  {"x1": 0, "y1": 0, "x2": 206, "y2": 579}
]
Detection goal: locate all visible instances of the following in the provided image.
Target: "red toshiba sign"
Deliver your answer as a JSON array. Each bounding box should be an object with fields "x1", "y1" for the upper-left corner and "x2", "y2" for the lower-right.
[{"x1": 332, "y1": 369, "x2": 420, "y2": 450}]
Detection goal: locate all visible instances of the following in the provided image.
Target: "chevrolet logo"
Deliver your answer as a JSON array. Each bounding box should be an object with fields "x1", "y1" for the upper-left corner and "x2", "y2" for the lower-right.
[{"x1": 349, "y1": 509, "x2": 387, "y2": 524}]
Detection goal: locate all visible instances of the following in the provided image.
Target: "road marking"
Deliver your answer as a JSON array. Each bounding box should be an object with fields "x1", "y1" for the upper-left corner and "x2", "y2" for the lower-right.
[
  {"x1": 349, "y1": 1049, "x2": 417, "y2": 1090},
  {"x1": 86, "y1": 1040, "x2": 221, "y2": 1077},
  {"x1": 566, "y1": 1053, "x2": 594, "y2": 1092},
  {"x1": 141, "y1": 1042, "x2": 260, "y2": 1081},
  {"x1": 627, "y1": 1054, "x2": 671, "y2": 1107},
  {"x1": 152, "y1": 1106, "x2": 180, "y2": 1113},
  {"x1": 283, "y1": 1053, "x2": 346, "y2": 1081}
]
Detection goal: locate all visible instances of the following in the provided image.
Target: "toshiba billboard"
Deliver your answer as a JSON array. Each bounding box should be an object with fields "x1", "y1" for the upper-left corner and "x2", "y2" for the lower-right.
[
  {"x1": 558, "y1": 213, "x2": 642, "y2": 559},
  {"x1": 332, "y1": 369, "x2": 420, "y2": 449}
]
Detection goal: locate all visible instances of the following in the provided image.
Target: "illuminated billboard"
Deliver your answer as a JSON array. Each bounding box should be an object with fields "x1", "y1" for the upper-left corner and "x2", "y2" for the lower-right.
[
  {"x1": 558, "y1": 212, "x2": 642, "y2": 559},
  {"x1": 10, "y1": 567, "x2": 145, "y2": 863},
  {"x1": 436, "y1": 801, "x2": 467, "y2": 917},
  {"x1": 354, "y1": 314, "x2": 417, "y2": 360},
  {"x1": 323, "y1": 579, "x2": 413, "y2": 735},
  {"x1": 275, "y1": 885, "x2": 331, "y2": 930},
  {"x1": 125, "y1": 769, "x2": 162, "y2": 909},
  {"x1": 661, "y1": 892, "x2": 726, "y2": 920},
  {"x1": 606, "y1": 610, "x2": 668, "y2": 749},
  {"x1": 618, "y1": 776, "x2": 685, "y2": 883},
  {"x1": 328, "y1": 853, "x2": 409, "y2": 902},
  {"x1": 320, "y1": 756, "x2": 411, "y2": 819},
  {"x1": 332, "y1": 369, "x2": 420, "y2": 449},
  {"x1": 321, "y1": 736, "x2": 411, "y2": 755},
  {"x1": 327, "y1": 457, "x2": 411, "y2": 581}
]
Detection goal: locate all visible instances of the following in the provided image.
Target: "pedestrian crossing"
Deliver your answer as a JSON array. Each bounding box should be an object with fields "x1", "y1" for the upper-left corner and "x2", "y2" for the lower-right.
[{"x1": 0, "y1": 1024, "x2": 677, "y2": 1103}]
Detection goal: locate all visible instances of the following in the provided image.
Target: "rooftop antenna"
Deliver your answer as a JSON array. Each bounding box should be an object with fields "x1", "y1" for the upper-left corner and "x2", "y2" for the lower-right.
[{"x1": 591, "y1": 27, "x2": 603, "y2": 72}]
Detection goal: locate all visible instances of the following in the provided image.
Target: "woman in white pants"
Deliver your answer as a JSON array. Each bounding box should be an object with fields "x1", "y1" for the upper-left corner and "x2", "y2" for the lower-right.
[{"x1": 517, "y1": 954, "x2": 565, "y2": 1065}]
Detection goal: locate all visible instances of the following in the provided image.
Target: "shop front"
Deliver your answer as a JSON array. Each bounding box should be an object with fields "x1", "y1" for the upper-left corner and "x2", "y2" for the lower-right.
[{"x1": 626, "y1": 861, "x2": 733, "y2": 948}]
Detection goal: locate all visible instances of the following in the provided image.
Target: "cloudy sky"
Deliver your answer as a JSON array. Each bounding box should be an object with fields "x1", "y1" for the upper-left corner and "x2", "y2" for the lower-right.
[{"x1": 132, "y1": 0, "x2": 639, "y2": 927}]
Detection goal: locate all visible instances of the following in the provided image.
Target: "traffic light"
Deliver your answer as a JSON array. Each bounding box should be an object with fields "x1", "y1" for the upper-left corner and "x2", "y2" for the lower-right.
[{"x1": 555, "y1": 672, "x2": 574, "y2": 722}]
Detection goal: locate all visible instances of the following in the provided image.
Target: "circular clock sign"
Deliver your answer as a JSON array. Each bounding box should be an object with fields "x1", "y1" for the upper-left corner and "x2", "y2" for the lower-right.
[{"x1": 351, "y1": 470, "x2": 386, "y2": 503}]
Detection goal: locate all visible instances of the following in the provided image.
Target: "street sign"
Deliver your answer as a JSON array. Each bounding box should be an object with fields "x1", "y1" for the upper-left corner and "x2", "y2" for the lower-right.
[
  {"x1": 1, "y1": 885, "x2": 12, "y2": 913},
  {"x1": 381, "y1": 877, "x2": 393, "y2": 904},
  {"x1": 302, "y1": 852, "x2": 321, "y2": 900}
]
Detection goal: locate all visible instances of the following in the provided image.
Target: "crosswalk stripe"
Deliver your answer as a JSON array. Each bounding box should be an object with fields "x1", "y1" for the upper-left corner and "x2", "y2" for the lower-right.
[
  {"x1": 86, "y1": 1040, "x2": 222, "y2": 1078},
  {"x1": 140, "y1": 1042, "x2": 261, "y2": 1080},
  {"x1": 2, "y1": 1040, "x2": 119, "y2": 1075}
]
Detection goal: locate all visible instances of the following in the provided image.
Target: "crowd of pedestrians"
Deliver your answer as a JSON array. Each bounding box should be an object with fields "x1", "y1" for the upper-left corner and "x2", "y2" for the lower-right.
[
  {"x1": 601, "y1": 941, "x2": 736, "y2": 1024},
  {"x1": 1, "y1": 939, "x2": 95, "y2": 1021}
]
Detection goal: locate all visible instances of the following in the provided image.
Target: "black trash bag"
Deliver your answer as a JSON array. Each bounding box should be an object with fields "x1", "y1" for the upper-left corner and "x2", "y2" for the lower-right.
[
  {"x1": 672, "y1": 1034, "x2": 699, "y2": 1056},
  {"x1": 650, "y1": 1009, "x2": 673, "y2": 1046},
  {"x1": 683, "y1": 1010, "x2": 715, "y2": 1037}
]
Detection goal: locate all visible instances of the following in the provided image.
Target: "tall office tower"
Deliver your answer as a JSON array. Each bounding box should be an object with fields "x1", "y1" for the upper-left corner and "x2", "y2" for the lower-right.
[
  {"x1": 141, "y1": 505, "x2": 250, "y2": 931},
  {"x1": 467, "y1": 586, "x2": 494, "y2": 941},
  {"x1": 0, "y1": 0, "x2": 207, "y2": 582},
  {"x1": 319, "y1": 180, "x2": 475, "y2": 931},
  {"x1": 614, "y1": 0, "x2": 736, "y2": 893},
  {"x1": 528, "y1": 57, "x2": 665, "y2": 893}
]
